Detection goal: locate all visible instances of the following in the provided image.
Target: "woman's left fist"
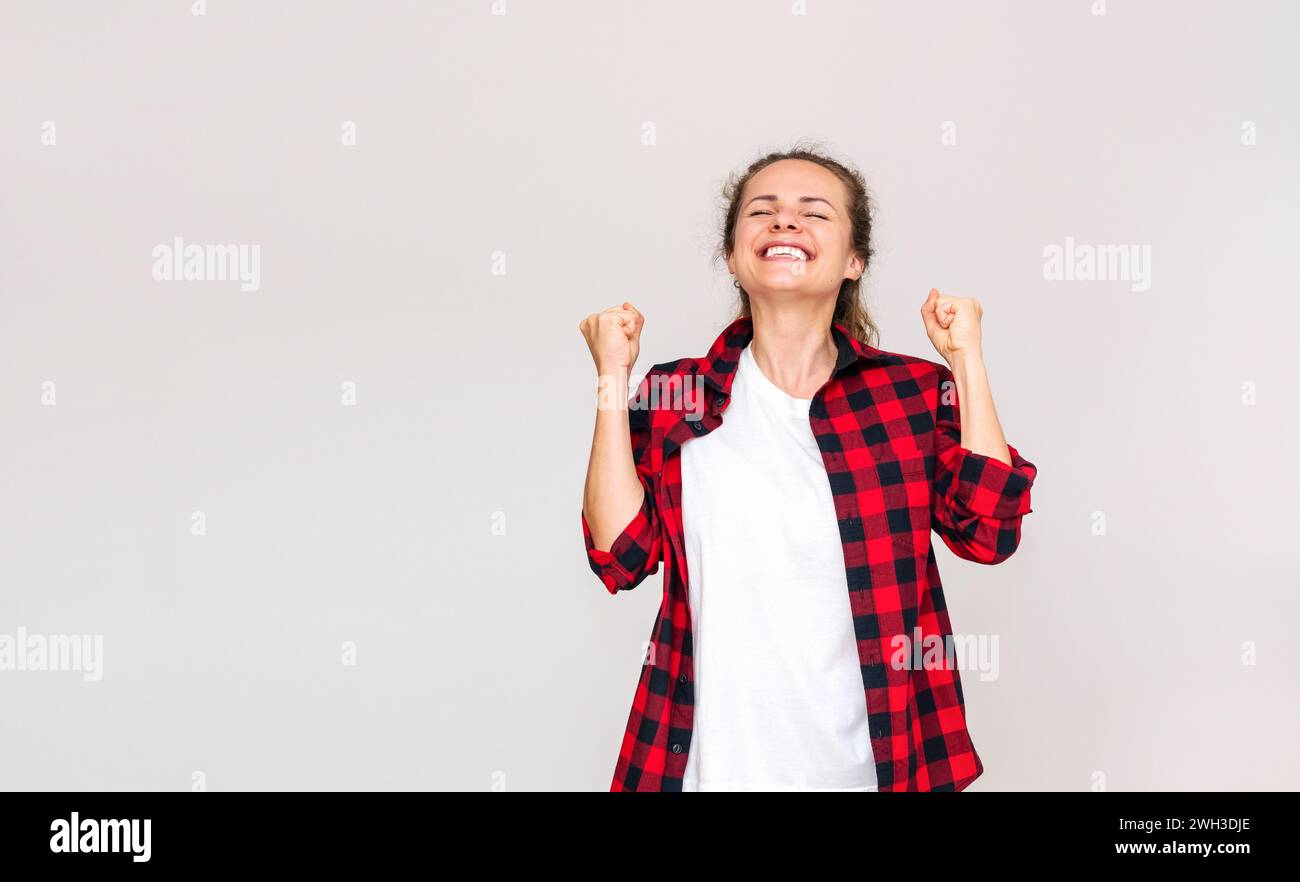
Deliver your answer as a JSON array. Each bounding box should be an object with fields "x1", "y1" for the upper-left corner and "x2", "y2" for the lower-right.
[{"x1": 921, "y1": 287, "x2": 983, "y2": 363}]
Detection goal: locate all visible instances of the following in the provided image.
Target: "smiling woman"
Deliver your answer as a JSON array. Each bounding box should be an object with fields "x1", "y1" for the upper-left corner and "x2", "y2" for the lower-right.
[
  {"x1": 578, "y1": 143, "x2": 1037, "y2": 792},
  {"x1": 720, "y1": 147, "x2": 879, "y2": 357}
]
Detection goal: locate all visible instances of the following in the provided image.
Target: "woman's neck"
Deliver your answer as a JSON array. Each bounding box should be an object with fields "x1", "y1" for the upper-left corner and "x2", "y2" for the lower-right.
[{"x1": 747, "y1": 304, "x2": 839, "y2": 399}]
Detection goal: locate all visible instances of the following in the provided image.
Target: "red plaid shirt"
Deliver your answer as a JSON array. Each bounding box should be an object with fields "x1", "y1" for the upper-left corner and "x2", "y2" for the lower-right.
[{"x1": 581, "y1": 315, "x2": 1037, "y2": 791}]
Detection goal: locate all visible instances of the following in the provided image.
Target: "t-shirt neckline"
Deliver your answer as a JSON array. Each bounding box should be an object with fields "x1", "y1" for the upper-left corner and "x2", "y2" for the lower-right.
[{"x1": 740, "y1": 343, "x2": 813, "y2": 418}]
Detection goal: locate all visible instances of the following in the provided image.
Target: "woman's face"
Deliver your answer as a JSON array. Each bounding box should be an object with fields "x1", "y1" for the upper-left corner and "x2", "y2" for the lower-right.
[{"x1": 726, "y1": 158, "x2": 864, "y2": 305}]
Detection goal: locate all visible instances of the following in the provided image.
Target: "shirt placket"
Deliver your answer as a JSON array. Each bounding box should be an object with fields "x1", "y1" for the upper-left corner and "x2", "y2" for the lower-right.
[
  {"x1": 658, "y1": 383, "x2": 730, "y2": 782},
  {"x1": 808, "y1": 375, "x2": 908, "y2": 788}
]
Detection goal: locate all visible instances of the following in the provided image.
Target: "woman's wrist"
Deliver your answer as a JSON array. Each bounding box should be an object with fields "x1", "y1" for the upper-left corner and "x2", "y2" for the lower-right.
[
  {"x1": 595, "y1": 364, "x2": 633, "y2": 413},
  {"x1": 945, "y1": 348, "x2": 985, "y2": 379}
]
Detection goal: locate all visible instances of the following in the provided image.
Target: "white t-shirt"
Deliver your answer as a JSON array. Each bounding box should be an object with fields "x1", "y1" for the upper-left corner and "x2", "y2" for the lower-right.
[{"x1": 680, "y1": 342, "x2": 878, "y2": 792}]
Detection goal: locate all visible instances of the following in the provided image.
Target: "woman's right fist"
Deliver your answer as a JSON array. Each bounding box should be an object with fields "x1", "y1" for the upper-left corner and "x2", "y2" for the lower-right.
[{"x1": 579, "y1": 302, "x2": 645, "y2": 375}]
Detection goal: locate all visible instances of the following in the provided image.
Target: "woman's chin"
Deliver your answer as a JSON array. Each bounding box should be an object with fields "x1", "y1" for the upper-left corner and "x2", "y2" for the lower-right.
[{"x1": 752, "y1": 270, "x2": 817, "y2": 289}]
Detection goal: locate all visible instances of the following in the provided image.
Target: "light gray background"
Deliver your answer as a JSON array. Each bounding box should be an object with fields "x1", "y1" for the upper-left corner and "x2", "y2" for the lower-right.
[{"x1": 2, "y1": 0, "x2": 1296, "y2": 791}]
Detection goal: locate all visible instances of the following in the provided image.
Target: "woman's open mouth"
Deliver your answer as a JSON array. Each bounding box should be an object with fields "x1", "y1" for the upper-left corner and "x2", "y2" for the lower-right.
[{"x1": 756, "y1": 243, "x2": 813, "y2": 262}]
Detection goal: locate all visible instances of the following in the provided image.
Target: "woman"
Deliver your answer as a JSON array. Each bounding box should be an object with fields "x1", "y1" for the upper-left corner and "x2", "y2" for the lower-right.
[{"x1": 578, "y1": 147, "x2": 1037, "y2": 792}]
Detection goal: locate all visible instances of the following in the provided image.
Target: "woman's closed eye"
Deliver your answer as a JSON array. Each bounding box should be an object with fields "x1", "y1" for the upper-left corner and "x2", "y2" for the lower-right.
[{"x1": 748, "y1": 210, "x2": 828, "y2": 219}]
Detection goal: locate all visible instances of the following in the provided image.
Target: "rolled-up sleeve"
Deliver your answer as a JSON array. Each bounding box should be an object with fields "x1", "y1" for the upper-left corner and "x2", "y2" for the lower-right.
[
  {"x1": 581, "y1": 477, "x2": 662, "y2": 594},
  {"x1": 580, "y1": 373, "x2": 664, "y2": 594},
  {"x1": 932, "y1": 365, "x2": 1038, "y2": 565}
]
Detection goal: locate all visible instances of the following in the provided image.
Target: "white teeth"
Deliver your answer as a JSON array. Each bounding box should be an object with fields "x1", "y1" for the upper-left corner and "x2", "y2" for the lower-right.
[{"x1": 764, "y1": 245, "x2": 808, "y2": 260}]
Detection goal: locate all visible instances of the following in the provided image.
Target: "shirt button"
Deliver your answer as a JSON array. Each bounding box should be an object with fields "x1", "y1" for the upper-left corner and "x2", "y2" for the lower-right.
[
  {"x1": 678, "y1": 673, "x2": 688, "y2": 684},
  {"x1": 690, "y1": 420, "x2": 707, "y2": 433},
  {"x1": 671, "y1": 743, "x2": 684, "y2": 754},
  {"x1": 715, "y1": 394, "x2": 727, "y2": 407}
]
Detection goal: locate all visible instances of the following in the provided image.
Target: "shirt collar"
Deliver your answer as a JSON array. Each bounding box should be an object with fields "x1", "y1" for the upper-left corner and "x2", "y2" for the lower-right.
[{"x1": 697, "y1": 314, "x2": 886, "y2": 397}]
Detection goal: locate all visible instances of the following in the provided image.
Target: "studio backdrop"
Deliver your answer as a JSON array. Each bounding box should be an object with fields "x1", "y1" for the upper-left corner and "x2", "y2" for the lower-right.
[{"x1": 1, "y1": 0, "x2": 1296, "y2": 790}]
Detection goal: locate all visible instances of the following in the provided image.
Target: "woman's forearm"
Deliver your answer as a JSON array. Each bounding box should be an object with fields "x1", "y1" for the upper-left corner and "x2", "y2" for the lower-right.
[
  {"x1": 583, "y1": 366, "x2": 647, "y2": 552},
  {"x1": 948, "y1": 350, "x2": 1012, "y2": 466}
]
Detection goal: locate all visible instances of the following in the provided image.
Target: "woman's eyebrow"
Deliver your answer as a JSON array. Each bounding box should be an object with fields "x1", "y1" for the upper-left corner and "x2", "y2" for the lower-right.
[{"x1": 743, "y1": 194, "x2": 836, "y2": 211}]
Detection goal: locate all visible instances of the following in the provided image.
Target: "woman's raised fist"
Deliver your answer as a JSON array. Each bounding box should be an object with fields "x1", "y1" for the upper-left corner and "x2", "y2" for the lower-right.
[{"x1": 579, "y1": 302, "x2": 645, "y2": 375}]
